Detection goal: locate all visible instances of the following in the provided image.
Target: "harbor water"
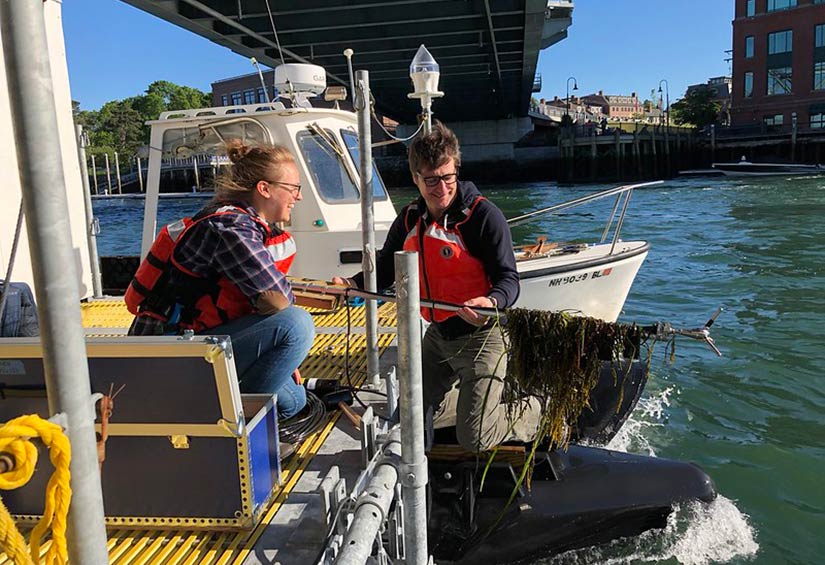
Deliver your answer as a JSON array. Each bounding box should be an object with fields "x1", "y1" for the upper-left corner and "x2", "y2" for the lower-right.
[{"x1": 92, "y1": 176, "x2": 824, "y2": 564}]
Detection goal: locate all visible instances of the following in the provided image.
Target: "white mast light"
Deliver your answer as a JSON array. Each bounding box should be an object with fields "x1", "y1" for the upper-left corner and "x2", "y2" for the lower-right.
[{"x1": 408, "y1": 45, "x2": 444, "y2": 132}]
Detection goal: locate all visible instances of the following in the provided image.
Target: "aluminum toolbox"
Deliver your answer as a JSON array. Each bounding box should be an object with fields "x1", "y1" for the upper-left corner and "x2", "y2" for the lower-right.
[{"x1": 0, "y1": 335, "x2": 282, "y2": 530}]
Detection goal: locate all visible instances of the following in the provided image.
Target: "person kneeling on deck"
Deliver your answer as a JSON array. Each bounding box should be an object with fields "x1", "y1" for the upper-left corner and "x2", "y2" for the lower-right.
[
  {"x1": 334, "y1": 122, "x2": 540, "y2": 453},
  {"x1": 126, "y1": 141, "x2": 314, "y2": 420}
]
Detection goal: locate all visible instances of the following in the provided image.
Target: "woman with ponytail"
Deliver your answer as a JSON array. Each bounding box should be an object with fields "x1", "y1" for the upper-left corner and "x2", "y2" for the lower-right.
[{"x1": 128, "y1": 140, "x2": 314, "y2": 420}]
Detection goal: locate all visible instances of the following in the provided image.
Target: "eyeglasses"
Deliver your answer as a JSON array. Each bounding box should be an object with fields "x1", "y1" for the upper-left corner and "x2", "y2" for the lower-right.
[
  {"x1": 417, "y1": 171, "x2": 458, "y2": 188},
  {"x1": 267, "y1": 180, "x2": 302, "y2": 195}
]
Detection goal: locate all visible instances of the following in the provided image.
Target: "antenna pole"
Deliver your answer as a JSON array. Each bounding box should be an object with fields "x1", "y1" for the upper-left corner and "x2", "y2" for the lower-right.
[
  {"x1": 250, "y1": 57, "x2": 271, "y2": 103},
  {"x1": 355, "y1": 70, "x2": 380, "y2": 388},
  {"x1": 344, "y1": 49, "x2": 356, "y2": 106}
]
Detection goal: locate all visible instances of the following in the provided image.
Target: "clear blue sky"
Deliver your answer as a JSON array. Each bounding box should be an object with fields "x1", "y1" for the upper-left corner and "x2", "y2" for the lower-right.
[
  {"x1": 537, "y1": 0, "x2": 734, "y2": 104},
  {"x1": 64, "y1": 1, "x2": 733, "y2": 112}
]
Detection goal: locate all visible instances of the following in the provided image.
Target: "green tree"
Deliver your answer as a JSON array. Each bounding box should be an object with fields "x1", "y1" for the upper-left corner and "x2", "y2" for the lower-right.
[
  {"x1": 669, "y1": 88, "x2": 722, "y2": 129},
  {"x1": 75, "y1": 80, "x2": 212, "y2": 159},
  {"x1": 96, "y1": 100, "x2": 143, "y2": 157}
]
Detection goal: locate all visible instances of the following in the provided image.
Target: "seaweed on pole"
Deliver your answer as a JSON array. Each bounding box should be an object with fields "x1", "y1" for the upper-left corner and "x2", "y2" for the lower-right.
[{"x1": 503, "y1": 308, "x2": 646, "y2": 450}]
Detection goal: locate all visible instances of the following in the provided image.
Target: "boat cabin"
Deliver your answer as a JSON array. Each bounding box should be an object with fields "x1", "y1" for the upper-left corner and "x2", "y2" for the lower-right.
[{"x1": 141, "y1": 100, "x2": 398, "y2": 280}]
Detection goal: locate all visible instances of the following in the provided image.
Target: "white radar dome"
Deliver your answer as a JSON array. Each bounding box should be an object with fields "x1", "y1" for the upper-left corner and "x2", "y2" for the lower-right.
[{"x1": 274, "y1": 64, "x2": 327, "y2": 97}]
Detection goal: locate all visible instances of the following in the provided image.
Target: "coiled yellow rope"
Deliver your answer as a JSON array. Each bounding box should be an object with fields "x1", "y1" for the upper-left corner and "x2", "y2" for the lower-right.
[{"x1": 0, "y1": 415, "x2": 72, "y2": 565}]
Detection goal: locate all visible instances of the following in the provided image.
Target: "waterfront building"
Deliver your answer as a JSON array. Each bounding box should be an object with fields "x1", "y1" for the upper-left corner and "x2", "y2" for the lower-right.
[
  {"x1": 212, "y1": 71, "x2": 278, "y2": 108},
  {"x1": 537, "y1": 96, "x2": 604, "y2": 124},
  {"x1": 731, "y1": 0, "x2": 825, "y2": 130},
  {"x1": 580, "y1": 91, "x2": 642, "y2": 121}
]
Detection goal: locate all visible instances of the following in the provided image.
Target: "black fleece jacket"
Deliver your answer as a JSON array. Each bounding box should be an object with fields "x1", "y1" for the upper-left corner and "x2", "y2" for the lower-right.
[{"x1": 353, "y1": 181, "x2": 519, "y2": 335}]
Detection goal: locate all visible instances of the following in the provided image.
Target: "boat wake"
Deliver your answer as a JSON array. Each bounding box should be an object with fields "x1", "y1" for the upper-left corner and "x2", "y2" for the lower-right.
[
  {"x1": 605, "y1": 384, "x2": 676, "y2": 455},
  {"x1": 538, "y1": 497, "x2": 758, "y2": 565},
  {"x1": 554, "y1": 386, "x2": 760, "y2": 564}
]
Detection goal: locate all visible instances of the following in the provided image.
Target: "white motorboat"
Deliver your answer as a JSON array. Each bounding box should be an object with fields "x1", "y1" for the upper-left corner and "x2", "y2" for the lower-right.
[
  {"x1": 712, "y1": 158, "x2": 823, "y2": 177},
  {"x1": 138, "y1": 73, "x2": 649, "y2": 322}
]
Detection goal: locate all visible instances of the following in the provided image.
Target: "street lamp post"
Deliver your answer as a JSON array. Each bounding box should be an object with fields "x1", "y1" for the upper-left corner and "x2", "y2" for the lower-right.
[
  {"x1": 566, "y1": 76, "x2": 578, "y2": 120},
  {"x1": 658, "y1": 79, "x2": 671, "y2": 175},
  {"x1": 658, "y1": 79, "x2": 670, "y2": 127}
]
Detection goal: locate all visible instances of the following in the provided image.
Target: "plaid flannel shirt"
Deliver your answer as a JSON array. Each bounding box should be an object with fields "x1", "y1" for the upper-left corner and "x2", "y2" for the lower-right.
[{"x1": 129, "y1": 202, "x2": 294, "y2": 336}]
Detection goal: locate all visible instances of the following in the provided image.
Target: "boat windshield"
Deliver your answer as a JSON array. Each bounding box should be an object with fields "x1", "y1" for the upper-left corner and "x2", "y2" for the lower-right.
[
  {"x1": 297, "y1": 127, "x2": 364, "y2": 203},
  {"x1": 160, "y1": 119, "x2": 270, "y2": 161},
  {"x1": 340, "y1": 129, "x2": 388, "y2": 200}
]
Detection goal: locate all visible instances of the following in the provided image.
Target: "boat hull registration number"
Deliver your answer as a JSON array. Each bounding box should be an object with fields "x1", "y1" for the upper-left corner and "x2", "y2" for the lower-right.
[{"x1": 547, "y1": 268, "x2": 612, "y2": 287}]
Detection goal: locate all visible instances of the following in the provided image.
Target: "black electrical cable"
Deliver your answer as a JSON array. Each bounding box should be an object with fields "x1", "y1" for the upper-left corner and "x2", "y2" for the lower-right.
[
  {"x1": 340, "y1": 288, "x2": 391, "y2": 421},
  {"x1": 278, "y1": 390, "x2": 326, "y2": 445}
]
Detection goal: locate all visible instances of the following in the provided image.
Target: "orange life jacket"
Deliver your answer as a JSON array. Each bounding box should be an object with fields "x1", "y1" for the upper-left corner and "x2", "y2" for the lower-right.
[
  {"x1": 402, "y1": 197, "x2": 492, "y2": 323},
  {"x1": 125, "y1": 205, "x2": 295, "y2": 332}
]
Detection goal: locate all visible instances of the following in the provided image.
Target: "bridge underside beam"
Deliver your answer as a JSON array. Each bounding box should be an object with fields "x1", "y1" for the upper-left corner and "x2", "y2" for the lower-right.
[{"x1": 122, "y1": 0, "x2": 574, "y2": 123}]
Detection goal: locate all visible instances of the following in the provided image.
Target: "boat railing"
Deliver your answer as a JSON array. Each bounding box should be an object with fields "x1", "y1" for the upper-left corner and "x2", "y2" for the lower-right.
[{"x1": 507, "y1": 180, "x2": 663, "y2": 254}]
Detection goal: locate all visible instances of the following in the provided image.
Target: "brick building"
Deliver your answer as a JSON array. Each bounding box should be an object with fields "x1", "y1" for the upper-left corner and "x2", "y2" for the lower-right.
[
  {"x1": 731, "y1": 0, "x2": 825, "y2": 129},
  {"x1": 212, "y1": 72, "x2": 277, "y2": 107},
  {"x1": 580, "y1": 91, "x2": 642, "y2": 121}
]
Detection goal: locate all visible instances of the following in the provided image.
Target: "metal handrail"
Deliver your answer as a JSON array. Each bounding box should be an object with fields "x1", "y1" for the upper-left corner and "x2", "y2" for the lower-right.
[{"x1": 507, "y1": 180, "x2": 663, "y2": 252}]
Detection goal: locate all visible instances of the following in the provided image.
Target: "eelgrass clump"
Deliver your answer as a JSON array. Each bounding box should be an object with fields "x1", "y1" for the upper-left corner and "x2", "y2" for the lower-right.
[{"x1": 504, "y1": 308, "x2": 644, "y2": 449}]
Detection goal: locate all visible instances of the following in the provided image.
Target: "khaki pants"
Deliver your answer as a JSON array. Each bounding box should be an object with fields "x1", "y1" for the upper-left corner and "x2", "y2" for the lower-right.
[{"x1": 421, "y1": 323, "x2": 541, "y2": 452}]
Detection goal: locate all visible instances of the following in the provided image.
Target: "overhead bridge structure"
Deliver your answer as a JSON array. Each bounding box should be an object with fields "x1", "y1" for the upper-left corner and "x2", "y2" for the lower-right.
[{"x1": 122, "y1": 0, "x2": 573, "y2": 124}]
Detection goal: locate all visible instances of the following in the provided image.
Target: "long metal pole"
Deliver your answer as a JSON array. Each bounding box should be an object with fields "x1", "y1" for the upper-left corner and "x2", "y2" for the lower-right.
[
  {"x1": 395, "y1": 251, "x2": 429, "y2": 565},
  {"x1": 76, "y1": 125, "x2": 102, "y2": 297},
  {"x1": 356, "y1": 70, "x2": 379, "y2": 387},
  {"x1": 335, "y1": 430, "x2": 402, "y2": 564},
  {"x1": 1, "y1": 2, "x2": 110, "y2": 563}
]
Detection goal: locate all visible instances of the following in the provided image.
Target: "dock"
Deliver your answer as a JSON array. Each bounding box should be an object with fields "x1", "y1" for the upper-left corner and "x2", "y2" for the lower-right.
[{"x1": 1, "y1": 298, "x2": 399, "y2": 564}]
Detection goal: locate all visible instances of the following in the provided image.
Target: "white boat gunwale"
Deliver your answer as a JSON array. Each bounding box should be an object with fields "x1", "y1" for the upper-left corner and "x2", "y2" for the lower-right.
[{"x1": 516, "y1": 240, "x2": 650, "y2": 279}]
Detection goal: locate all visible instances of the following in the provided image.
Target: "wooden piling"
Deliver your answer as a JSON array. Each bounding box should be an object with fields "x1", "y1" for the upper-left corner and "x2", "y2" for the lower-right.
[
  {"x1": 90, "y1": 154, "x2": 98, "y2": 195},
  {"x1": 104, "y1": 153, "x2": 112, "y2": 195},
  {"x1": 791, "y1": 114, "x2": 798, "y2": 162},
  {"x1": 590, "y1": 128, "x2": 597, "y2": 181},
  {"x1": 114, "y1": 151, "x2": 122, "y2": 194},
  {"x1": 136, "y1": 156, "x2": 144, "y2": 192},
  {"x1": 193, "y1": 156, "x2": 200, "y2": 190}
]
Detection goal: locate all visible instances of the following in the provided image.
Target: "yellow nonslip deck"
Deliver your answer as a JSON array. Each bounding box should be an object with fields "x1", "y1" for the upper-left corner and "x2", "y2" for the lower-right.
[{"x1": 0, "y1": 298, "x2": 397, "y2": 564}]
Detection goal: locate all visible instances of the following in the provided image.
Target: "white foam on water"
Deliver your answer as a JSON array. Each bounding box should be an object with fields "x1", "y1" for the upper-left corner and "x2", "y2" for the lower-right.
[
  {"x1": 545, "y1": 387, "x2": 760, "y2": 564},
  {"x1": 540, "y1": 497, "x2": 759, "y2": 565},
  {"x1": 603, "y1": 385, "x2": 675, "y2": 456},
  {"x1": 666, "y1": 498, "x2": 759, "y2": 564}
]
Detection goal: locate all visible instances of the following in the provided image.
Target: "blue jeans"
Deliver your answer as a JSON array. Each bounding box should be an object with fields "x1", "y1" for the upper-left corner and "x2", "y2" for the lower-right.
[{"x1": 206, "y1": 306, "x2": 315, "y2": 419}]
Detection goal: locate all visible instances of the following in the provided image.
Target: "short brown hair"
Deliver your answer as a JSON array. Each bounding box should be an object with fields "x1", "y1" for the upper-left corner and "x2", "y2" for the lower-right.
[
  {"x1": 214, "y1": 140, "x2": 295, "y2": 201},
  {"x1": 408, "y1": 121, "x2": 461, "y2": 177}
]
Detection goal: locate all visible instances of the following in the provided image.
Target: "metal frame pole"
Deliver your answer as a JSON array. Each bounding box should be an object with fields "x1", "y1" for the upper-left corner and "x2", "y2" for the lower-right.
[
  {"x1": 1, "y1": 1, "x2": 109, "y2": 562},
  {"x1": 356, "y1": 70, "x2": 379, "y2": 387},
  {"x1": 335, "y1": 430, "x2": 402, "y2": 564},
  {"x1": 395, "y1": 251, "x2": 429, "y2": 565},
  {"x1": 76, "y1": 125, "x2": 102, "y2": 297}
]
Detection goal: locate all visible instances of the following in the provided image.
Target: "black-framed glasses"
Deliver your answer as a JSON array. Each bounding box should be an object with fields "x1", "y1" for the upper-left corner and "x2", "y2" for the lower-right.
[
  {"x1": 268, "y1": 180, "x2": 302, "y2": 195},
  {"x1": 418, "y1": 171, "x2": 458, "y2": 188}
]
